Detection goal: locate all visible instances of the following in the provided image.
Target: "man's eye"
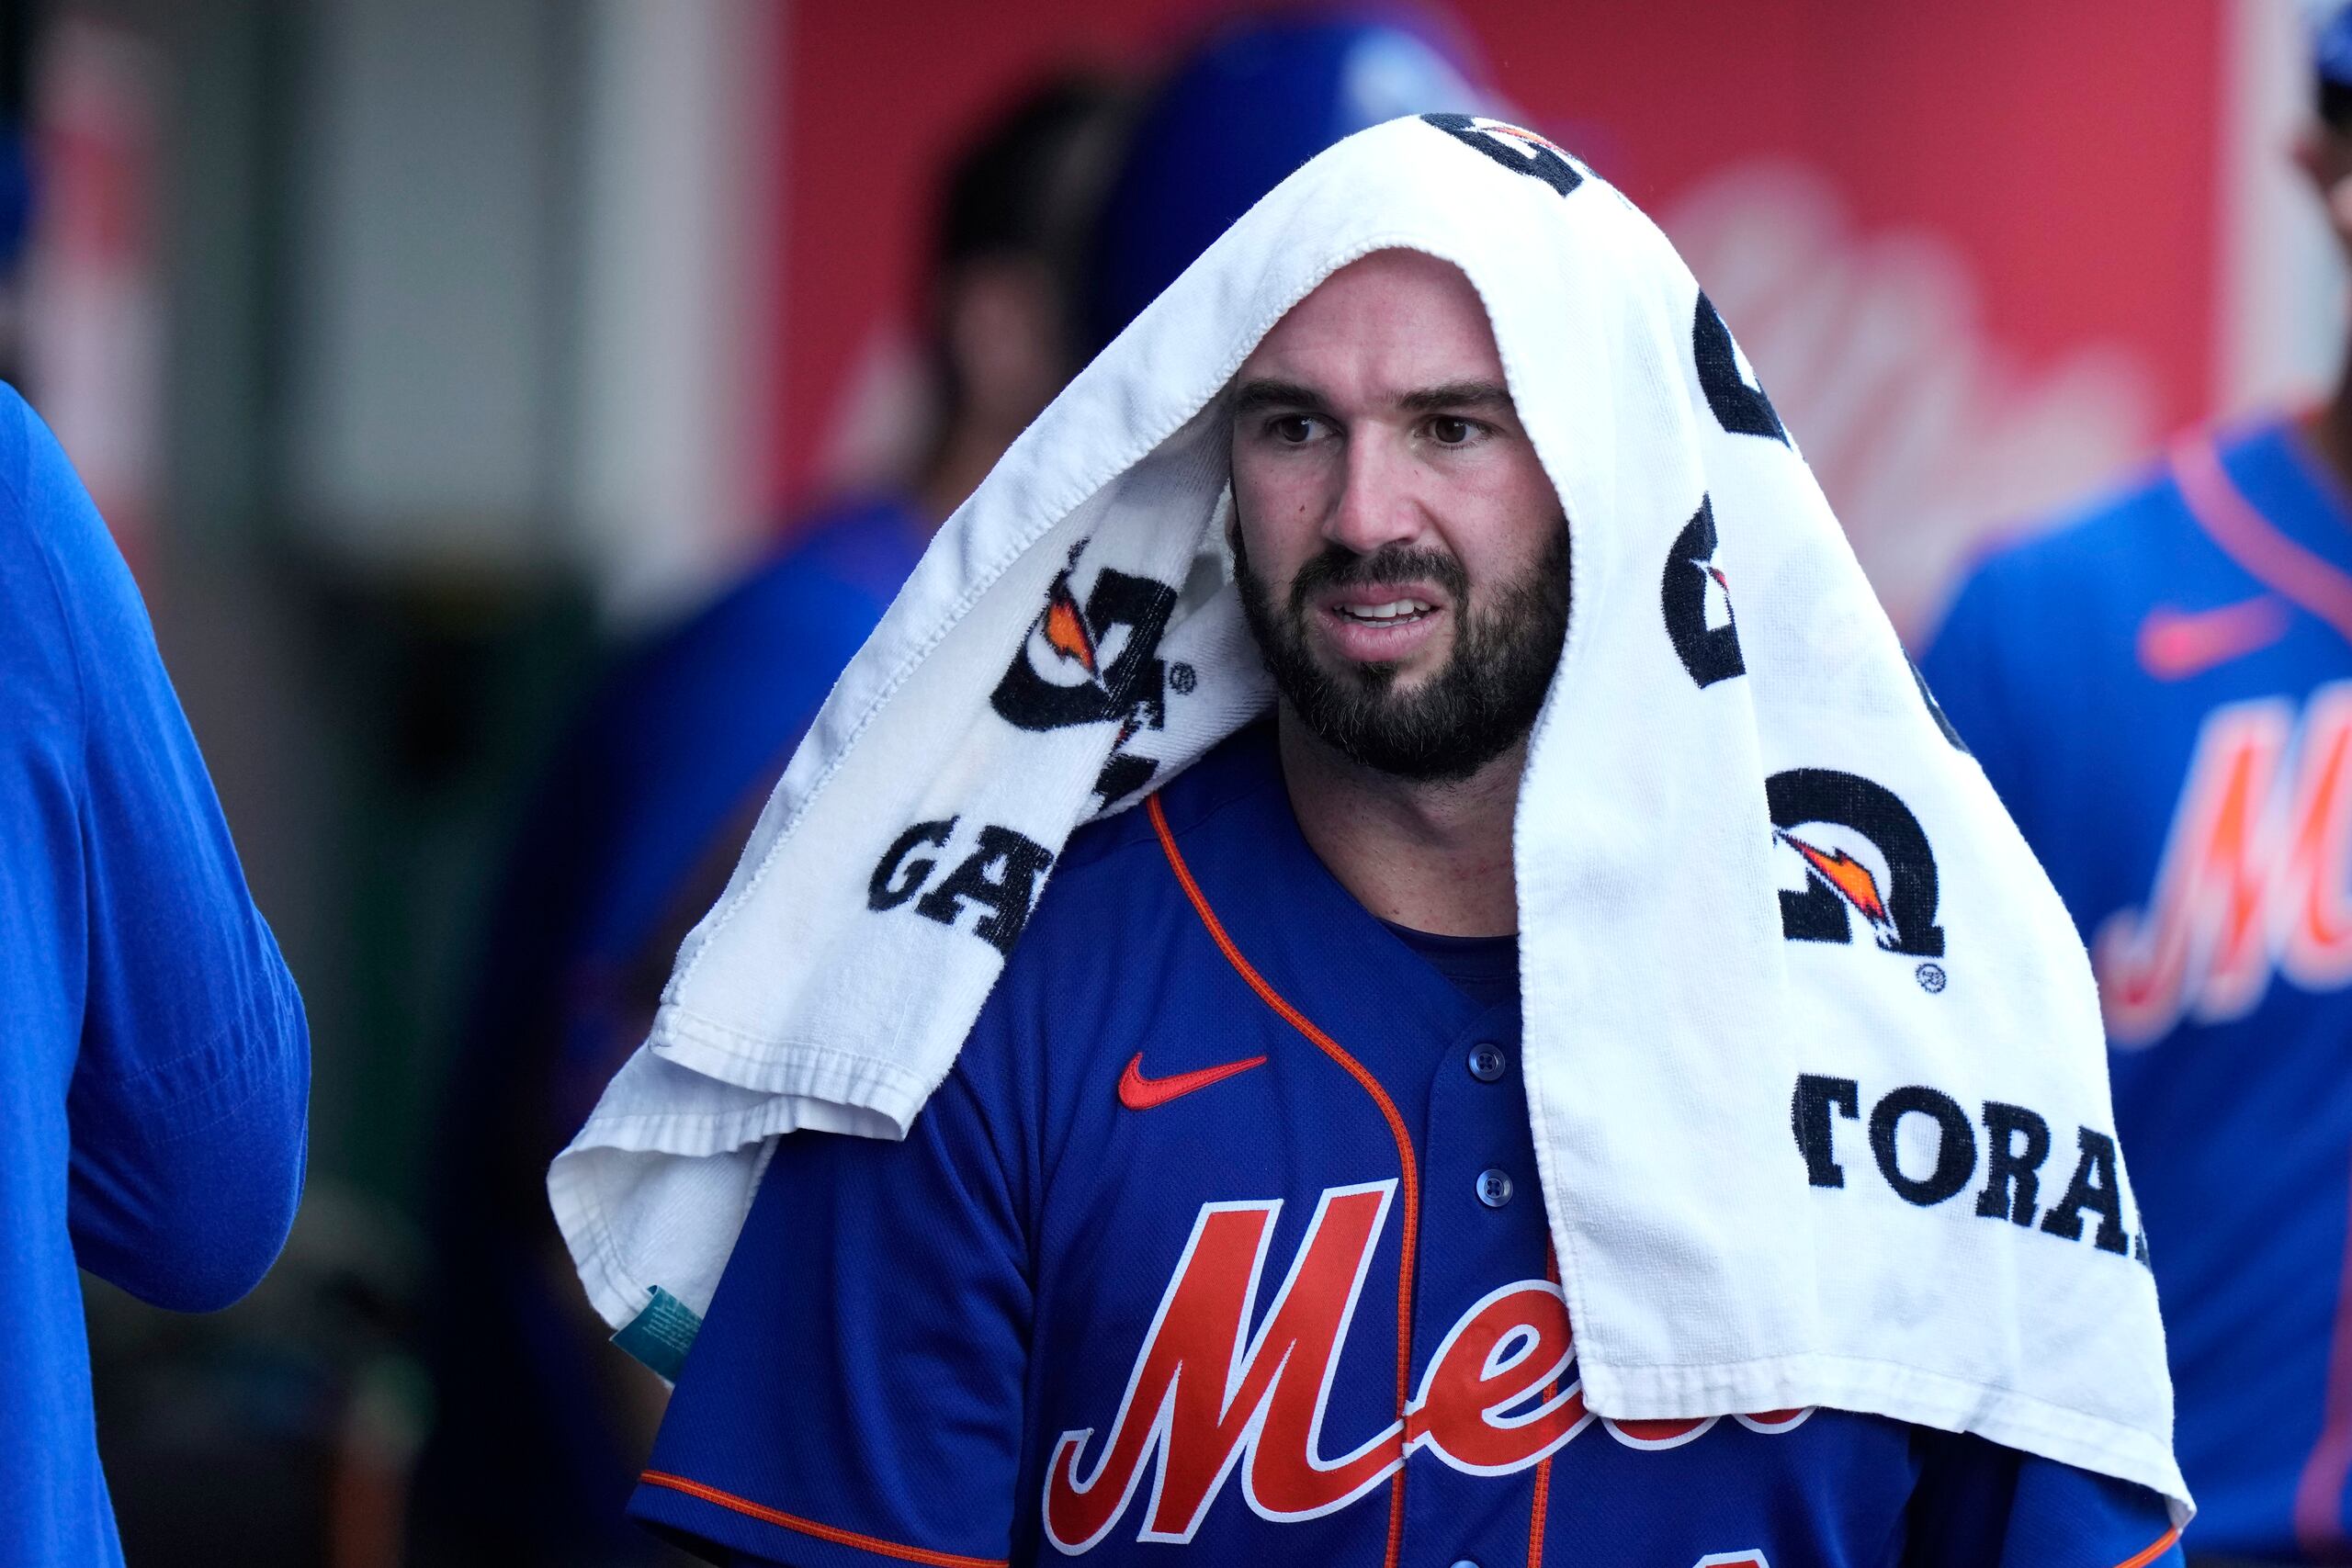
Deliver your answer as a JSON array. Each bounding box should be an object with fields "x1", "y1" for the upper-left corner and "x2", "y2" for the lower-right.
[
  {"x1": 1429, "y1": 416, "x2": 1477, "y2": 446},
  {"x1": 1270, "y1": 415, "x2": 1318, "y2": 445}
]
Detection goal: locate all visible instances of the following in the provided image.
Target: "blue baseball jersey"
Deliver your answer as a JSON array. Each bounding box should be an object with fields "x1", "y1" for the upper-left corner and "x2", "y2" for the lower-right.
[
  {"x1": 0, "y1": 385, "x2": 309, "y2": 1564},
  {"x1": 632, "y1": 724, "x2": 2178, "y2": 1567},
  {"x1": 1922, "y1": 414, "x2": 2352, "y2": 1560}
]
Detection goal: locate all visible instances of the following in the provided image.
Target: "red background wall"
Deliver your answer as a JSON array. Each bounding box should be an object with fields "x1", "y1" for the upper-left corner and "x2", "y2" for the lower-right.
[{"x1": 771, "y1": 2, "x2": 2222, "y2": 574}]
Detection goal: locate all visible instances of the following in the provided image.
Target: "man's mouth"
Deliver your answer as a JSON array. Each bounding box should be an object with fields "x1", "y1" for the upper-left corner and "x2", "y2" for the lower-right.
[
  {"x1": 1334, "y1": 597, "x2": 1437, "y2": 625},
  {"x1": 1312, "y1": 585, "x2": 1452, "y2": 663}
]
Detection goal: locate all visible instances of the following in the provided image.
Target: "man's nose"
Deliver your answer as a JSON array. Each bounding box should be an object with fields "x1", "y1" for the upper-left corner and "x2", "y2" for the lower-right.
[{"x1": 1323, "y1": 431, "x2": 1425, "y2": 555}]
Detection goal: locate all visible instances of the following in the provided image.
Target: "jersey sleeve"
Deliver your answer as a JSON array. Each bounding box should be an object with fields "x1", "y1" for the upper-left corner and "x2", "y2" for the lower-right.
[
  {"x1": 628, "y1": 1008, "x2": 1034, "y2": 1568},
  {"x1": 2, "y1": 389, "x2": 311, "y2": 1313},
  {"x1": 1904, "y1": 1428, "x2": 2182, "y2": 1567}
]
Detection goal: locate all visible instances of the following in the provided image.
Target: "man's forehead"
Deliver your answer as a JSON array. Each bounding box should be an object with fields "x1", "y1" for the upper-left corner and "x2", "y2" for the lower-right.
[{"x1": 1237, "y1": 248, "x2": 1503, "y2": 390}]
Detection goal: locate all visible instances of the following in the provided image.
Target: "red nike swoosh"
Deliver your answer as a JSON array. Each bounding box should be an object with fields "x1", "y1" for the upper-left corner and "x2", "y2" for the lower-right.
[
  {"x1": 2135, "y1": 595, "x2": 2290, "y2": 681},
  {"x1": 1117, "y1": 1051, "x2": 1268, "y2": 1111}
]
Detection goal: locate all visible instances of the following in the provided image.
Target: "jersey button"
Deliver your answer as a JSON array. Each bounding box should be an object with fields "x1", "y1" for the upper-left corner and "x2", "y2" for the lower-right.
[
  {"x1": 1476, "y1": 1168, "x2": 1513, "y2": 1209},
  {"x1": 1467, "y1": 1042, "x2": 1508, "y2": 1082}
]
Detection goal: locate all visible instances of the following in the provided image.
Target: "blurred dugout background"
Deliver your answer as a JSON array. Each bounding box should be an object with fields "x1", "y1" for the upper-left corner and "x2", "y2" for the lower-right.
[{"x1": 0, "y1": 0, "x2": 2331, "y2": 1562}]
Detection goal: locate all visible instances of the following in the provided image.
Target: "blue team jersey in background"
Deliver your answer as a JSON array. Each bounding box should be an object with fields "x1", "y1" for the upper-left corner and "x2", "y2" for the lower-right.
[
  {"x1": 0, "y1": 385, "x2": 309, "y2": 1563},
  {"x1": 634, "y1": 724, "x2": 2179, "y2": 1568},
  {"x1": 1923, "y1": 415, "x2": 2352, "y2": 1559}
]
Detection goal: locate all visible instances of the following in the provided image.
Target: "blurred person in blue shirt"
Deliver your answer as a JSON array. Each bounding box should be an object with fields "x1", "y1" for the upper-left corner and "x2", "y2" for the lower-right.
[
  {"x1": 408, "y1": 74, "x2": 1126, "y2": 1568},
  {"x1": 1919, "y1": 9, "x2": 2352, "y2": 1560},
  {"x1": 0, "y1": 382, "x2": 310, "y2": 1564}
]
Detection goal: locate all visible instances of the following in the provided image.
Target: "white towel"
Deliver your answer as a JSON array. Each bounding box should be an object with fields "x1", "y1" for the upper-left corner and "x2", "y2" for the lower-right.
[{"x1": 550, "y1": 113, "x2": 2186, "y2": 1519}]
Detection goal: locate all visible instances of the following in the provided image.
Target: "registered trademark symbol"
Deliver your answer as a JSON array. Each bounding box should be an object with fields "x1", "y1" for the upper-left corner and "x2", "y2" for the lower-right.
[
  {"x1": 1169, "y1": 661, "x2": 1197, "y2": 694},
  {"x1": 1916, "y1": 962, "x2": 1947, "y2": 994}
]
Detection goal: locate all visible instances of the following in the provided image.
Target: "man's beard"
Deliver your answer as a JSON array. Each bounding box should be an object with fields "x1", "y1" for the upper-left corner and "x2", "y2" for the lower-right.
[{"x1": 1233, "y1": 516, "x2": 1571, "y2": 784}]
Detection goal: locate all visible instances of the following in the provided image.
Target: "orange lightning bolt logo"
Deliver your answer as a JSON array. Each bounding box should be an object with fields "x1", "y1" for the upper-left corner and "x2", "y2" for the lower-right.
[
  {"x1": 1481, "y1": 120, "x2": 1572, "y2": 159},
  {"x1": 1041, "y1": 579, "x2": 1100, "y2": 677},
  {"x1": 1778, "y1": 829, "x2": 1891, "y2": 929}
]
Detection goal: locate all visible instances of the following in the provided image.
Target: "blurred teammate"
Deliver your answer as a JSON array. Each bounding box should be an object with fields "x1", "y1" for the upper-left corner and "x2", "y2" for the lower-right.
[
  {"x1": 407, "y1": 76, "x2": 1122, "y2": 1567},
  {"x1": 0, "y1": 382, "x2": 310, "y2": 1564},
  {"x1": 1080, "y1": 6, "x2": 1487, "y2": 353},
  {"x1": 1919, "y1": 12, "x2": 2352, "y2": 1560}
]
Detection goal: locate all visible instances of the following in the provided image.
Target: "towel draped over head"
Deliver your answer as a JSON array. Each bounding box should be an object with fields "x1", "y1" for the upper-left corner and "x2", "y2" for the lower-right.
[{"x1": 551, "y1": 113, "x2": 2187, "y2": 1521}]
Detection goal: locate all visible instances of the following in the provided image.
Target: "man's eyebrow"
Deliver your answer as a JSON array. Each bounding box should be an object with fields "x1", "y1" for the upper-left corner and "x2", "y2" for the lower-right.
[
  {"x1": 1229, "y1": 378, "x2": 1329, "y2": 415},
  {"x1": 1397, "y1": 379, "x2": 1515, "y2": 413}
]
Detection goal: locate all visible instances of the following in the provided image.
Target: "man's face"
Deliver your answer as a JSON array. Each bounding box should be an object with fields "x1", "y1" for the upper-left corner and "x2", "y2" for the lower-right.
[{"x1": 1227, "y1": 248, "x2": 1570, "y2": 783}]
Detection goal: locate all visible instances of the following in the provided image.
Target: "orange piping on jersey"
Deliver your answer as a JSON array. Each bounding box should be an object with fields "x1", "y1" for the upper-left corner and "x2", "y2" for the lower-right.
[
  {"x1": 2171, "y1": 434, "x2": 2352, "y2": 647},
  {"x1": 1148, "y1": 791, "x2": 1420, "y2": 1568},
  {"x1": 638, "y1": 1472, "x2": 1007, "y2": 1568},
  {"x1": 1524, "y1": 1239, "x2": 1563, "y2": 1568},
  {"x1": 1523, "y1": 1455, "x2": 1551, "y2": 1568},
  {"x1": 2111, "y1": 1521, "x2": 2183, "y2": 1568}
]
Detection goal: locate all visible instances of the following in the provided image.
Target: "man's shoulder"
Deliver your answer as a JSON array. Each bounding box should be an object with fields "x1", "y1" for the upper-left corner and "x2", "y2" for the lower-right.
[
  {"x1": 0, "y1": 385, "x2": 151, "y2": 753},
  {"x1": 1923, "y1": 440, "x2": 2255, "y2": 725},
  {"x1": 1954, "y1": 458, "x2": 2197, "y2": 615},
  {"x1": 950, "y1": 724, "x2": 1283, "y2": 1123},
  {"x1": 1944, "y1": 417, "x2": 2324, "y2": 626},
  {"x1": 995, "y1": 721, "x2": 1283, "y2": 987},
  {"x1": 566, "y1": 493, "x2": 927, "y2": 787},
  {"x1": 1035, "y1": 720, "x2": 1282, "y2": 892},
  {"x1": 627, "y1": 494, "x2": 923, "y2": 677},
  {"x1": 0, "y1": 386, "x2": 106, "y2": 646},
  {"x1": 760, "y1": 492, "x2": 929, "y2": 593}
]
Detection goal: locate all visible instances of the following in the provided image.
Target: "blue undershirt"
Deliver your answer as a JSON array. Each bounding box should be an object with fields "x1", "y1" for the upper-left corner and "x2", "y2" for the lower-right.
[{"x1": 1380, "y1": 920, "x2": 1520, "y2": 1011}]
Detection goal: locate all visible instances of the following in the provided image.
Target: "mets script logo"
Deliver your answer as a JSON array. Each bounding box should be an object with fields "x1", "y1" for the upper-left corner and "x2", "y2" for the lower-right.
[
  {"x1": 991, "y1": 547, "x2": 1182, "y2": 805},
  {"x1": 2096, "y1": 682, "x2": 2352, "y2": 1045},
  {"x1": 1768, "y1": 768, "x2": 1946, "y2": 965},
  {"x1": 1043, "y1": 1181, "x2": 1808, "y2": 1551},
  {"x1": 1661, "y1": 499, "x2": 1743, "y2": 689}
]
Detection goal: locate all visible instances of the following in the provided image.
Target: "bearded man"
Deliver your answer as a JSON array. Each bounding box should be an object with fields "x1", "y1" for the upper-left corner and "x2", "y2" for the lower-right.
[{"x1": 554, "y1": 116, "x2": 2188, "y2": 1567}]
